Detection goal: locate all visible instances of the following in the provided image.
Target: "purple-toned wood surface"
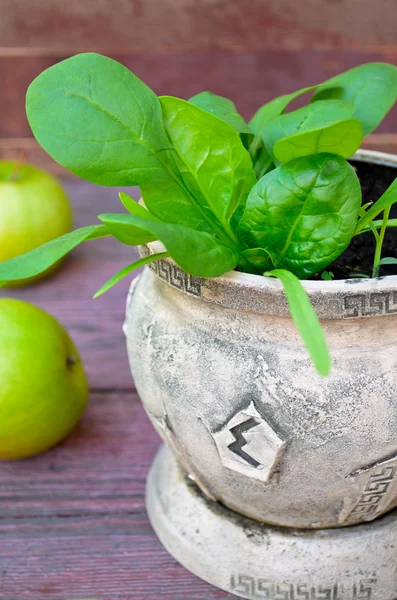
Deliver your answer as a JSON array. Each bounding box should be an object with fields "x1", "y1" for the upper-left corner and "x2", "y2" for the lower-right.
[{"x1": 0, "y1": 178, "x2": 238, "y2": 600}]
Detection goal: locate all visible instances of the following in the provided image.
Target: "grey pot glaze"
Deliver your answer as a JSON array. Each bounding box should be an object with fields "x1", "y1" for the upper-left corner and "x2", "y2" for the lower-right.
[{"x1": 124, "y1": 150, "x2": 397, "y2": 530}]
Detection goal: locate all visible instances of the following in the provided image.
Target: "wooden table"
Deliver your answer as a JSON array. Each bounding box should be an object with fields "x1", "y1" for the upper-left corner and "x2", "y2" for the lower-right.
[{"x1": 0, "y1": 178, "x2": 237, "y2": 600}]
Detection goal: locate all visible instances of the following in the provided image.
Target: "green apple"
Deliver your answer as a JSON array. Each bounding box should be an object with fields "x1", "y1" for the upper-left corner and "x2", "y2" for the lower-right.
[
  {"x1": 0, "y1": 299, "x2": 88, "y2": 459},
  {"x1": 0, "y1": 161, "x2": 72, "y2": 286}
]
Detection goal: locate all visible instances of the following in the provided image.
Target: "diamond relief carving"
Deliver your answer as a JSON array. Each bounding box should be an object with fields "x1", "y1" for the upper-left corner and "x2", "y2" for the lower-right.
[{"x1": 212, "y1": 401, "x2": 286, "y2": 483}]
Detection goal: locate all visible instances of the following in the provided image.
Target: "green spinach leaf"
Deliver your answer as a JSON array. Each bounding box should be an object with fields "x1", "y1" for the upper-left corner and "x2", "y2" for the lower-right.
[
  {"x1": 241, "y1": 248, "x2": 273, "y2": 271},
  {"x1": 262, "y1": 100, "x2": 362, "y2": 162},
  {"x1": 239, "y1": 154, "x2": 362, "y2": 278},
  {"x1": 249, "y1": 86, "x2": 322, "y2": 136},
  {"x1": 248, "y1": 85, "x2": 323, "y2": 162},
  {"x1": 154, "y1": 96, "x2": 256, "y2": 244},
  {"x1": 379, "y1": 257, "x2": 397, "y2": 265},
  {"x1": 0, "y1": 225, "x2": 108, "y2": 285},
  {"x1": 189, "y1": 91, "x2": 252, "y2": 144},
  {"x1": 141, "y1": 178, "x2": 218, "y2": 236},
  {"x1": 265, "y1": 269, "x2": 331, "y2": 376},
  {"x1": 109, "y1": 193, "x2": 158, "y2": 244},
  {"x1": 99, "y1": 213, "x2": 240, "y2": 277},
  {"x1": 312, "y1": 62, "x2": 397, "y2": 135},
  {"x1": 94, "y1": 252, "x2": 169, "y2": 298},
  {"x1": 26, "y1": 53, "x2": 176, "y2": 186},
  {"x1": 273, "y1": 119, "x2": 362, "y2": 163}
]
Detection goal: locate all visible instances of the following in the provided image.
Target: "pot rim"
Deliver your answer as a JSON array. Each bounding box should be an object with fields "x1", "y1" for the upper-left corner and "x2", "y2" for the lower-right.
[{"x1": 141, "y1": 149, "x2": 397, "y2": 320}]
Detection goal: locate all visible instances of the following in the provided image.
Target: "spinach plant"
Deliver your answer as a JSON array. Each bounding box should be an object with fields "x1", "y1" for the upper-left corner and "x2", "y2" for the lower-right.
[{"x1": 1, "y1": 54, "x2": 397, "y2": 377}]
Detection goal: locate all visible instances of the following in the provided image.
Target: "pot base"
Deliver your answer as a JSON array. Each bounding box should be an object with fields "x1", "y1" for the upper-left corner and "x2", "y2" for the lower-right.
[{"x1": 147, "y1": 444, "x2": 397, "y2": 600}]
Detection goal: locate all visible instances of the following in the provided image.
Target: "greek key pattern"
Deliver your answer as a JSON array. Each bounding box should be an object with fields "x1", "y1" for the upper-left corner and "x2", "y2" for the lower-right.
[
  {"x1": 230, "y1": 575, "x2": 377, "y2": 600},
  {"x1": 344, "y1": 464, "x2": 397, "y2": 524},
  {"x1": 343, "y1": 291, "x2": 397, "y2": 317},
  {"x1": 140, "y1": 245, "x2": 202, "y2": 297}
]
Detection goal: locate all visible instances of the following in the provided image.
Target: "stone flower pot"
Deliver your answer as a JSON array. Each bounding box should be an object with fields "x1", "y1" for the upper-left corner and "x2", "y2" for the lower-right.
[{"x1": 124, "y1": 150, "x2": 397, "y2": 600}]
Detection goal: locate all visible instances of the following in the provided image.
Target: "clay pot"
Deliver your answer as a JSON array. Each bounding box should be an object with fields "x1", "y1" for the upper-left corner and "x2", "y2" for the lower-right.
[{"x1": 124, "y1": 150, "x2": 397, "y2": 530}]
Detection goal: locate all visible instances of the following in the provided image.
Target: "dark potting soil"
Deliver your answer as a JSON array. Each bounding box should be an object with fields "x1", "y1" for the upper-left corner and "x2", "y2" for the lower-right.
[{"x1": 325, "y1": 160, "x2": 397, "y2": 280}]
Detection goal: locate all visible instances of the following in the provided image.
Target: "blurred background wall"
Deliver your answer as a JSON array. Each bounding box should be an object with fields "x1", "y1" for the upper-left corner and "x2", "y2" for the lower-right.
[{"x1": 1, "y1": 0, "x2": 397, "y2": 171}]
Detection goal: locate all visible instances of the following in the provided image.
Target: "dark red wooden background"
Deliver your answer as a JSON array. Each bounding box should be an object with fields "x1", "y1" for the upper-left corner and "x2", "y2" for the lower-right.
[
  {"x1": 2, "y1": 0, "x2": 397, "y2": 164},
  {"x1": 1, "y1": 2, "x2": 397, "y2": 599}
]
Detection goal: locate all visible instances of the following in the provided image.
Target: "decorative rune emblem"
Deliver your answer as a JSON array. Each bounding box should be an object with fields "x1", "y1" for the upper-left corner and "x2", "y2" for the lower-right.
[{"x1": 212, "y1": 401, "x2": 286, "y2": 482}]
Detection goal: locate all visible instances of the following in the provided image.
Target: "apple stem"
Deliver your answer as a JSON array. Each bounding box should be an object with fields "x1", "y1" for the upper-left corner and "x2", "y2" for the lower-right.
[{"x1": 7, "y1": 153, "x2": 27, "y2": 181}]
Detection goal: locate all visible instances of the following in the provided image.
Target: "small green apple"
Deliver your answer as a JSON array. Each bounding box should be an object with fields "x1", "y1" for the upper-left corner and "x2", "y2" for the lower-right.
[
  {"x1": 0, "y1": 299, "x2": 88, "y2": 459},
  {"x1": 0, "y1": 161, "x2": 72, "y2": 286}
]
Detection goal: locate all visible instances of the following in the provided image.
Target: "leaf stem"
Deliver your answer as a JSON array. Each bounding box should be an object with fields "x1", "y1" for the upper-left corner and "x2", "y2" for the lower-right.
[
  {"x1": 94, "y1": 252, "x2": 169, "y2": 298},
  {"x1": 353, "y1": 218, "x2": 397, "y2": 236},
  {"x1": 372, "y1": 207, "x2": 391, "y2": 278},
  {"x1": 358, "y1": 206, "x2": 380, "y2": 243},
  {"x1": 255, "y1": 153, "x2": 275, "y2": 180}
]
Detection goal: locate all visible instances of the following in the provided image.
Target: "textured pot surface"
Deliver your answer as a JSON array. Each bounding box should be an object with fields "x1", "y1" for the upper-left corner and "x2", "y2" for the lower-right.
[{"x1": 125, "y1": 151, "x2": 397, "y2": 530}]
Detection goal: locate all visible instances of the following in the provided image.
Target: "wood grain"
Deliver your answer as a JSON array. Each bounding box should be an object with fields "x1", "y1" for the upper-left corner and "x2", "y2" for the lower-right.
[
  {"x1": 0, "y1": 392, "x2": 238, "y2": 600},
  {"x1": 2, "y1": 0, "x2": 397, "y2": 52}
]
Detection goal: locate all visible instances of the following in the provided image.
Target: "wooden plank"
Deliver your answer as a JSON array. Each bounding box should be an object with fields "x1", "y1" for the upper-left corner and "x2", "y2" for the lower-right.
[
  {"x1": 0, "y1": 391, "x2": 238, "y2": 600},
  {"x1": 0, "y1": 392, "x2": 153, "y2": 520},
  {"x1": 2, "y1": 51, "x2": 397, "y2": 138},
  {"x1": 2, "y1": 0, "x2": 397, "y2": 52}
]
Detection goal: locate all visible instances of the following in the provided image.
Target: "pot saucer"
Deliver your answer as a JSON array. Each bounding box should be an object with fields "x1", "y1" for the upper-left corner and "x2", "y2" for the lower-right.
[{"x1": 147, "y1": 444, "x2": 397, "y2": 600}]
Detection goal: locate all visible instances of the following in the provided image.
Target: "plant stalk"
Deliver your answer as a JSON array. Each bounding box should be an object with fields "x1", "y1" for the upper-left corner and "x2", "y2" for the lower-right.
[{"x1": 372, "y1": 207, "x2": 391, "y2": 278}]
